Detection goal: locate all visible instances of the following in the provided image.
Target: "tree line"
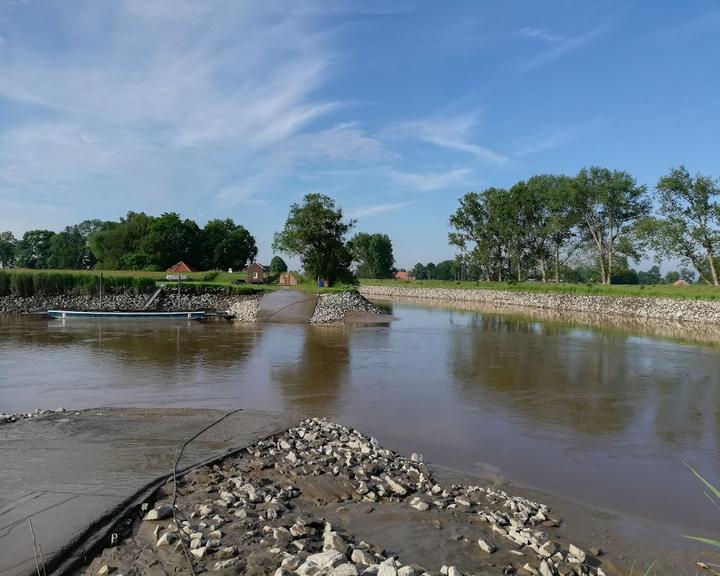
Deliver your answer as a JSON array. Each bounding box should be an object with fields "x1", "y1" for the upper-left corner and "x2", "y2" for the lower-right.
[
  {"x1": 272, "y1": 193, "x2": 396, "y2": 284},
  {"x1": 0, "y1": 199, "x2": 399, "y2": 283},
  {"x1": 449, "y1": 166, "x2": 720, "y2": 286},
  {"x1": 0, "y1": 212, "x2": 258, "y2": 272}
]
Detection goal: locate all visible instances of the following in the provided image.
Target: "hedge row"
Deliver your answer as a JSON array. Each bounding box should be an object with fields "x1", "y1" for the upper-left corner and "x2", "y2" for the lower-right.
[
  {"x1": 162, "y1": 282, "x2": 267, "y2": 295},
  {"x1": 0, "y1": 271, "x2": 157, "y2": 297}
]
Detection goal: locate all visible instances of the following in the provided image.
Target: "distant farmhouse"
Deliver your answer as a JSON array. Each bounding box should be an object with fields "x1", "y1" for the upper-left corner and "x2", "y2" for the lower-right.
[
  {"x1": 166, "y1": 261, "x2": 196, "y2": 273},
  {"x1": 244, "y1": 262, "x2": 268, "y2": 284},
  {"x1": 394, "y1": 270, "x2": 411, "y2": 281}
]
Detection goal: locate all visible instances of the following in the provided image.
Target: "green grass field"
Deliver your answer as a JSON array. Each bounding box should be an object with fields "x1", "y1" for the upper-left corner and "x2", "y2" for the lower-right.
[
  {"x1": 2, "y1": 269, "x2": 357, "y2": 296},
  {"x1": 8, "y1": 269, "x2": 716, "y2": 300},
  {"x1": 360, "y1": 278, "x2": 720, "y2": 301}
]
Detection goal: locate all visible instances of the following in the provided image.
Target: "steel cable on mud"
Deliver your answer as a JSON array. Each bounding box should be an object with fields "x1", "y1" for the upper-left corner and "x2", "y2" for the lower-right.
[
  {"x1": 170, "y1": 409, "x2": 243, "y2": 576},
  {"x1": 259, "y1": 295, "x2": 319, "y2": 323}
]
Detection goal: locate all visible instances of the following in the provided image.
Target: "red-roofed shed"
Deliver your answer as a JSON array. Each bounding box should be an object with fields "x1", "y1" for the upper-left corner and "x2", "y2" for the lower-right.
[{"x1": 166, "y1": 261, "x2": 197, "y2": 273}]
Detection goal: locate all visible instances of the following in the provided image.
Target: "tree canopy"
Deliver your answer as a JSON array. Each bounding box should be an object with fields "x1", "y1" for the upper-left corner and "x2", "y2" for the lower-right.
[
  {"x1": 15, "y1": 230, "x2": 56, "y2": 269},
  {"x1": 449, "y1": 167, "x2": 650, "y2": 284},
  {"x1": 0, "y1": 232, "x2": 16, "y2": 268},
  {"x1": 200, "y1": 218, "x2": 257, "y2": 271},
  {"x1": 349, "y1": 232, "x2": 395, "y2": 279},
  {"x1": 269, "y1": 256, "x2": 288, "y2": 274},
  {"x1": 573, "y1": 167, "x2": 650, "y2": 285},
  {"x1": 272, "y1": 194, "x2": 355, "y2": 285},
  {"x1": 639, "y1": 166, "x2": 720, "y2": 285}
]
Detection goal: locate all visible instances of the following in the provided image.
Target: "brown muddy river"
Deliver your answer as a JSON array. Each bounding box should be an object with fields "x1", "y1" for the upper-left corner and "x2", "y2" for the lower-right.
[{"x1": 2, "y1": 301, "x2": 720, "y2": 542}]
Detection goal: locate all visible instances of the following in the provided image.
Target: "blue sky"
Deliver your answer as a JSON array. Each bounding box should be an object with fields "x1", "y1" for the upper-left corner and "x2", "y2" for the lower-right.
[{"x1": 1, "y1": 1, "x2": 719, "y2": 269}]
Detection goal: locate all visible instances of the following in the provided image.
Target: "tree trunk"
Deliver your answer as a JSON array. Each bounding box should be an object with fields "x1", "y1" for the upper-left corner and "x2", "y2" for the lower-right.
[
  {"x1": 554, "y1": 242, "x2": 560, "y2": 283},
  {"x1": 708, "y1": 250, "x2": 719, "y2": 286},
  {"x1": 606, "y1": 241, "x2": 613, "y2": 285},
  {"x1": 541, "y1": 259, "x2": 547, "y2": 283}
]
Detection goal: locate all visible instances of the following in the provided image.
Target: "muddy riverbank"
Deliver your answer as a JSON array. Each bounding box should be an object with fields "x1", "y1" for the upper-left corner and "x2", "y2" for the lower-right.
[
  {"x1": 78, "y1": 416, "x2": 706, "y2": 576},
  {"x1": 360, "y1": 285, "x2": 720, "y2": 326}
]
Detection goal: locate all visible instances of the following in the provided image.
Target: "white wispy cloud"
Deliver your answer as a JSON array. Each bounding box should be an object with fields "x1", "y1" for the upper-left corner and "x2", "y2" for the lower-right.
[
  {"x1": 0, "y1": 0, "x2": 354, "y2": 219},
  {"x1": 519, "y1": 27, "x2": 566, "y2": 43},
  {"x1": 214, "y1": 123, "x2": 388, "y2": 207},
  {"x1": 511, "y1": 124, "x2": 585, "y2": 157},
  {"x1": 0, "y1": 2, "x2": 338, "y2": 151},
  {"x1": 518, "y1": 25, "x2": 602, "y2": 69},
  {"x1": 348, "y1": 202, "x2": 413, "y2": 219},
  {"x1": 382, "y1": 113, "x2": 508, "y2": 165},
  {"x1": 386, "y1": 167, "x2": 474, "y2": 192}
]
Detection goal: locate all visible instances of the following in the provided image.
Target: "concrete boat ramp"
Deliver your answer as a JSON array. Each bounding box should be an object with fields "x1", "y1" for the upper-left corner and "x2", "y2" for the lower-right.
[
  {"x1": 256, "y1": 290, "x2": 318, "y2": 323},
  {"x1": 0, "y1": 408, "x2": 299, "y2": 576}
]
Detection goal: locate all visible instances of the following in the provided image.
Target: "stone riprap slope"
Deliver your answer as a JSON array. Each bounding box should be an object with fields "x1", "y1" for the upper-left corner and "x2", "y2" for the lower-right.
[
  {"x1": 0, "y1": 292, "x2": 246, "y2": 315},
  {"x1": 85, "y1": 418, "x2": 609, "y2": 576},
  {"x1": 310, "y1": 292, "x2": 385, "y2": 324},
  {"x1": 229, "y1": 295, "x2": 263, "y2": 322},
  {"x1": 0, "y1": 292, "x2": 253, "y2": 315},
  {"x1": 360, "y1": 285, "x2": 720, "y2": 324},
  {"x1": 0, "y1": 407, "x2": 66, "y2": 425}
]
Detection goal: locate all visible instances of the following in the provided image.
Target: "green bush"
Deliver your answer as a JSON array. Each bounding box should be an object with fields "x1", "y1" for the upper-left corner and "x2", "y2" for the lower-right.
[
  {"x1": 0, "y1": 271, "x2": 10, "y2": 297},
  {"x1": 10, "y1": 272, "x2": 34, "y2": 297},
  {"x1": 164, "y1": 282, "x2": 266, "y2": 295}
]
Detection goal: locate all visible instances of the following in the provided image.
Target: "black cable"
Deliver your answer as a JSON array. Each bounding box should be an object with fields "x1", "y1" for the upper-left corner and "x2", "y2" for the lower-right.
[{"x1": 170, "y1": 409, "x2": 243, "y2": 576}]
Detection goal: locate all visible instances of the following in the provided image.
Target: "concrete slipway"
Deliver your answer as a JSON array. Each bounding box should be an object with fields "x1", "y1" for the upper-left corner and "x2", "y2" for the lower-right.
[{"x1": 0, "y1": 408, "x2": 299, "y2": 576}]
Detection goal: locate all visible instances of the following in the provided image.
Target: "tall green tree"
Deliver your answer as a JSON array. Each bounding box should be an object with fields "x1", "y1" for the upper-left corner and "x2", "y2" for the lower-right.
[
  {"x1": 449, "y1": 188, "x2": 515, "y2": 282},
  {"x1": 349, "y1": 232, "x2": 395, "y2": 279},
  {"x1": 526, "y1": 174, "x2": 578, "y2": 283},
  {"x1": 47, "y1": 220, "x2": 104, "y2": 269},
  {"x1": 269, "y1": 256, "x2": 288, "y2": 274},
  {"x1": 273, "y1": 194, "x2": 355, "y2": 285},
  {"x1": 637, "y1": 265, "x2": 662, "y2": 285},
  {"x1": 434, "y1": 259, "x2": 456, "y2": 280},
  {"x1": 16, "y1": 230, "x2": 56, "y2": 269},
  {"x1": 145, "y1": 212, "x2": 202, "y2": 270},
  {"x1": 641, "y1": 167, "x2": 720, "y2": 286},
  {"x1": 573, "y1": 167, "x2": 650, "y2": 285},
  {"x1": 0, "y1": 231, "x2": 16, "y2": 268},
  {"x1": 412, "y1": 262, "x2": 427, "y2": 280},
  {"x1": 199, "y1": 219, "x2": 257, "y2": 270},
  {"x1": 89, "y1": 212, "x2": 155, "y2": 269}
]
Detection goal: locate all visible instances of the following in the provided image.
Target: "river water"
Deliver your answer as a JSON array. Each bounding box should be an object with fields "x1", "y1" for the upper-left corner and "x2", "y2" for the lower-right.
[{"x1": 1, "y1": 301, "x2": 719, "y2": 540}]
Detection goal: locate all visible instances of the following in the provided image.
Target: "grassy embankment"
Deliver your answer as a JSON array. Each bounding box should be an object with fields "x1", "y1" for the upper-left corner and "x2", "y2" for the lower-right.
[
  {"x1": 360, "y1": 278, "x2": 720, "y2": 301},
  {"x1": 0, "y1": 269, "x2": 356, "y2": 297}
]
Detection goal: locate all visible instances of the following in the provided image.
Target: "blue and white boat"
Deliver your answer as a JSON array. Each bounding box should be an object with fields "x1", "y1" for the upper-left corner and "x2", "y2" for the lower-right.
[{"x1": 47, "y1": 310, "x2": 206, "y2": 320}]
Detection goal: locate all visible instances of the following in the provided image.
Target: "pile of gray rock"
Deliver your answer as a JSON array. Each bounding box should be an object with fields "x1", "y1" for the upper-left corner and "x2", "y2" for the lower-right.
[
  {"x1": 0, "y1": 294, "x2": 150, "y2": 314},
  {"x1": 91, "y1": 418, "x2": 608, "y2": 576},
  {"x1": 227, "y1": 295, "x2": 262, "y2": 322},
  {"x1": 0, "y1": 406, "x2": 65, "y2": 425},
  {"x1": 360, "y1": 285, "x2": 720, "y2": 325},
  {"x1": 0, "y1": 292, "x2": 241, "y2": 315},
  {"x1": 310, "y1": 293, "x2": 385, "y2": 324}
]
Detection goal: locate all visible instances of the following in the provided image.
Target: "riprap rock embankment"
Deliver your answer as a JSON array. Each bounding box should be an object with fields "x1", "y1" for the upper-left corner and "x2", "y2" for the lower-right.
[{"x1": 360, "y1": 285, "x2": 720, "y2": 325}]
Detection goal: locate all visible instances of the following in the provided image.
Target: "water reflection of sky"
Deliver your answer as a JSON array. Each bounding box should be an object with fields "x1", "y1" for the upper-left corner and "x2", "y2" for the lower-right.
[{"x1": 2, "y1": 306, "x2": 720, "y2": 538}]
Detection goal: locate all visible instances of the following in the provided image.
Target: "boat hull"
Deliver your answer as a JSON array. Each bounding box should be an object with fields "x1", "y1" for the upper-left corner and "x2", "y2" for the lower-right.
[{"x1": 47, "y1": 310, "x2": 206, "y2": 320}]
